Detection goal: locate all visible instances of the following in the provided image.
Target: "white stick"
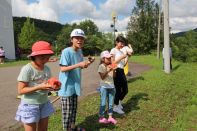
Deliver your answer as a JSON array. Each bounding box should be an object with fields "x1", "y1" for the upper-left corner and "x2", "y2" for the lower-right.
[{"x1": 51, "y1": 96, "x2": 60, "y2": 104}]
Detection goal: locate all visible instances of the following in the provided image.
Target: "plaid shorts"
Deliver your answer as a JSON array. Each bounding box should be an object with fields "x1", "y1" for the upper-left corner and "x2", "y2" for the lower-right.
[{"x1": 60, "y1": 95, "x2": 78, "y2": 130}]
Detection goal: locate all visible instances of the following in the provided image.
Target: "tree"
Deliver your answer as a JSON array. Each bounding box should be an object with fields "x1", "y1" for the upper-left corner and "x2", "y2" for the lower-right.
[
  {"x1": 18, "y1": 17, "x2": 36, "y2": 52},
  {"x1": 127, "y1": 0, "x2": 159, "y2": 54},
  {"x1": 56, "y1": 24, "x2": 73, "y2": 50},
  {"x1": 56, "y1": 20, "x2": 105, "y2": 56},
  {"x1": 172, "y1": 30, "x2": 197, "y2": 62},
  {"x1": 79, "y1": 19, "x2": 99, "y2": 36}
]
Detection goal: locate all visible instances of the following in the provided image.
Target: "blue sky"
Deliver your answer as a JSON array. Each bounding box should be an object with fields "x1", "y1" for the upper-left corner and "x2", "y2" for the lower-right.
[{"x1": 12, "y1": 0, "x2": 197, "y2": 33}]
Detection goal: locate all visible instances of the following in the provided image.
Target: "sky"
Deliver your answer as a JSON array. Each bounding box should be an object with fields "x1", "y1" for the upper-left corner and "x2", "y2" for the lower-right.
[{"x1": 11, "y1": 0, "x2": 197, "y2": 33}]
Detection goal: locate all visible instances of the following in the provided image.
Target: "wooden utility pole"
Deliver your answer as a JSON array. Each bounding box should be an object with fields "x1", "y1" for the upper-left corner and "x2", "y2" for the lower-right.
[{"x1": 163, "y1": 0, "x2": 171, "y2": 73}]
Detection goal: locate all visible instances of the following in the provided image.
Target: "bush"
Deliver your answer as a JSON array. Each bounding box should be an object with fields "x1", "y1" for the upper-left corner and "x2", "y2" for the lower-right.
[{"x1": 172, "y1": 31, "x2": 197, "y2": 62}]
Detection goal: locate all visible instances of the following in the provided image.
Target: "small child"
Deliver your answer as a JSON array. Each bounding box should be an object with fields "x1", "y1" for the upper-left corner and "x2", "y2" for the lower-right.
[
  {"x1": 98, "y1": 50, "x2": 117, "y2": 124},
  {"x1": 121, "y1": 44, "x2": 133, "y2": 76},
  {"x1": 0, "y1": 46, "x2": 5, "y2": 64},
  {"x1": 15, "y1": 41, "x2": 56, "y2": 131}
]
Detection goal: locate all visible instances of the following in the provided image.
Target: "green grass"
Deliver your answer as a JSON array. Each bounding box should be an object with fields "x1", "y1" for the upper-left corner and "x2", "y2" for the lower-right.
[
  {"x1": 14, "y1": 55, "x2": 197, "y2": 131},
  {"x1": 0, "y1": 59, "x2": 29, "y2": 68}
]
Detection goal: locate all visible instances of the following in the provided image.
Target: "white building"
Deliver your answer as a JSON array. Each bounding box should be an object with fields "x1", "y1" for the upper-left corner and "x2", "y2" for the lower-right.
[{"x1": 0, "y1": 0, "x2": 15, "y2": 59}]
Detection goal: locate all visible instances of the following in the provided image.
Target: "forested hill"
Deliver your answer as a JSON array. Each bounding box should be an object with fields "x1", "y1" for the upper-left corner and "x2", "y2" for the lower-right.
[
  {"x1": 13, "y1": 17, "x2": 63, "y2": 37},
  {"x1": 172, "y1": 28, "x2": 197, "y2": 37}
]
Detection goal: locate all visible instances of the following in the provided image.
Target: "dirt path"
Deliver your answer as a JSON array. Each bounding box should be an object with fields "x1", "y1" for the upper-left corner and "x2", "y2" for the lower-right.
[{"x1": 0, "y1": 59, "x2": 151, "y2": 130}]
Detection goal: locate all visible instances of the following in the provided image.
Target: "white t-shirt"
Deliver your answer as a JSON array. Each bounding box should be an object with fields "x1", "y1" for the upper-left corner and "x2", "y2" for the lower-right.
[
  {"x1": 110, "y1": 48, "x2": 125, "y2": 69},
  {"x1": 0, "y1": 49, "x2": 5, "y2": 56},
  {"x1": 98, "y1": 64, "x2": 114, "y2": 88}
]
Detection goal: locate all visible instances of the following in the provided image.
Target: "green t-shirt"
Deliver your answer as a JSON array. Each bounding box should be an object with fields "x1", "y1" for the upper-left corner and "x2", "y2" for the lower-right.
[{"x1": 17, "y1": 63, "x2": 51, "y2": 104}]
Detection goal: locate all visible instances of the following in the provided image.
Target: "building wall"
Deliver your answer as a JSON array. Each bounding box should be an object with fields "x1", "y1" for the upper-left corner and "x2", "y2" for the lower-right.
[{"x1": 0, "y1": 0, "x2": 15, "y2": 59}]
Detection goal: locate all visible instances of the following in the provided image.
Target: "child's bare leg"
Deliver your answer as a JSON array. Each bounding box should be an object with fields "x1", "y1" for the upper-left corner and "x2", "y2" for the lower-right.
[
  {"x1": 70, "y1": 123, "x2": 75, "y2": 129},
  {"x1": 24, "y1": 123, "x2": 36, "y2": 131},
  {"x1": 38, "y1": 117, "x2": 49, "y2": 131}
]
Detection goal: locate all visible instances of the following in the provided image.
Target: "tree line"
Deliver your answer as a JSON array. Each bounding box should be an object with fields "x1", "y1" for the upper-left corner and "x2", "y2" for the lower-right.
[
  {"x1": 13, "y1": 17, "x2": 114, "y2": 57},
  {"x1": 13, "y1": 0, "x2": 196, "y2": 62}
]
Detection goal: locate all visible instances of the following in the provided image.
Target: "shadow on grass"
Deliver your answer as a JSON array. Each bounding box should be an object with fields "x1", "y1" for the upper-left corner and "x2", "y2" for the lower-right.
[
  {"x1": 127, "y1": 76, "x2": 145, "y2": 83},
  {"x1": 77, "y1": 93, "x2": 149, "y2": 131},
  {"x1": 77, "y1": 113, "x2": 117, "y2": 131},
  {"x1": 172, "y1": 64, "x2": 181, "y2": 72},
  {"x1": 123, "y1": 93, "x2": 149, "y2": 114}
]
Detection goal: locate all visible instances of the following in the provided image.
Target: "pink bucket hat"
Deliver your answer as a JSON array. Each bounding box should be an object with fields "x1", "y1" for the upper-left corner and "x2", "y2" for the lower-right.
[
  {"x1": 100, "y1": 50, "x2": 112, "y2": 59},
  {"x1": 29, "y1": 41, "x2": 54, "y2": 57}
]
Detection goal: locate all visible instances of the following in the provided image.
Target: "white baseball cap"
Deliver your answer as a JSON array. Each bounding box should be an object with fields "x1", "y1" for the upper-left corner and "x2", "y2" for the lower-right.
[{"x1": 70, "y1": 29, "x2": 86, "y2": 38}]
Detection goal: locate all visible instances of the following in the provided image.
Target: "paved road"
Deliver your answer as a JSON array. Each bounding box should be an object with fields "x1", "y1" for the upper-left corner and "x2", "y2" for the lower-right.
[{"x1": 0, "y1": 59, "x2": 151, "y2": 130}]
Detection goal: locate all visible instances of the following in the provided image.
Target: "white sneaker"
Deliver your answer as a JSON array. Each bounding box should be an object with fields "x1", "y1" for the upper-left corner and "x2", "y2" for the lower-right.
[
  {"x1": 113, "y1": 106, "x2": 125, "y2": 114},
  {"x1": 118, "y1": 101, "x2": 123, "y2": 109}
]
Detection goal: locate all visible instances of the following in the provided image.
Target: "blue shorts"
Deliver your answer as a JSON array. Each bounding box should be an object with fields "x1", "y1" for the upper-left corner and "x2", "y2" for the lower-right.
[{"x1": 15, "y1": 100, "x2": 55, "y2": 124}]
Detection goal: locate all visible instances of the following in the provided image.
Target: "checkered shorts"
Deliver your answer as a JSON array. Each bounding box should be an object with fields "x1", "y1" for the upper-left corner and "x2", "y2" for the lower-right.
[{"x1": 60, "y1": 95, "x2": 78, "y2": 130}]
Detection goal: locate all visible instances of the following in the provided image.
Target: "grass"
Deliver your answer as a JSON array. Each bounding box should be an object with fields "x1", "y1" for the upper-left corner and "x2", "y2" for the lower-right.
[
  {"x1": 47, "y1": 55, "x2": 197, "y2": 131},
  {"x1": 0, "y1": 59, "x2": 29, "y2": 68},
  {"x1": 8, "y1": 55, "x2": 196, "y2": 131}
]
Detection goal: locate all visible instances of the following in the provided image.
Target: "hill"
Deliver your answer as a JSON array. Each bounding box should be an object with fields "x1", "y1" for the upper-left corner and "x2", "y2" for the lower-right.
[
  {"x1": 13, "y1": 17, "x2": 63, "y2": 47},
  {"x1": 13, "y1": 17, "x2": 63, "y2": 36},
  {"x1": 172, "y1": 28, "x2": 197, "y2": 37}
]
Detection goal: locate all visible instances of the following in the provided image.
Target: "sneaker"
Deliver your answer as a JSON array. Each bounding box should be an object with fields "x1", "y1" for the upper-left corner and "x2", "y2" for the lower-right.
[
  {"x1": 113, "y1": 106, "x2": 125, "y2": 114},
  {"x1": 99, "y1": 117, "x2": 109, "y2": 124},
  {"x1": 108, "y1": 117, "x2": 117, "y2": 124},
  {"x1": 118, "y1": 101, "x2": 123, "y2": 109}
]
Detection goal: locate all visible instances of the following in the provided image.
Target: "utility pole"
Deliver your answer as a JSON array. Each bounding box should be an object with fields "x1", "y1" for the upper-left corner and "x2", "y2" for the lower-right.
[
  {"x1": 163, "y1": 0, "x2": 171, "y2": 73},
  {"x1": 157, "y1": 0, "x2": 162, "y2": 59},
  {"x1": 111, "y1": 11, "x2": 117, "y2": 45}
]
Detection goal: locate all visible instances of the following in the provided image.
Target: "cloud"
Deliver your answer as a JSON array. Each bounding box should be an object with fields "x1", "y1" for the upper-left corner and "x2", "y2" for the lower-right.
[
  {"x1": 100, "y1": 0, "x2": 134, "y2": 16},
  {"x1": 170, "y1": 17, "x2": 197, "y2": 33},
  {"x1": 57, "y1": 0, "x2": 97, "y2": 18},
  {"x1": 169, "y1": 0, "x2": 197, "y2": 32},
  {"x1": 12, "y1": 0, "x2": 59, "y2": 22},
  {"x1": 11, "y1": 0, "x2": 197, "y2": 33}
]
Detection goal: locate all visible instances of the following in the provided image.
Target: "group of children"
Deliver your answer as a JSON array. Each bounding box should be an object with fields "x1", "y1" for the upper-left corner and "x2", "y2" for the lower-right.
[{"x1": 15, "y1": 29, "x2": 133, "y2": 131}]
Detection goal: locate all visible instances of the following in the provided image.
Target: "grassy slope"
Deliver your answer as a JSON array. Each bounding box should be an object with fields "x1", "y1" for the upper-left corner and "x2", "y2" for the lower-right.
[{"x1": 47, "y1": 55, "x2": 197, "y2": 131}]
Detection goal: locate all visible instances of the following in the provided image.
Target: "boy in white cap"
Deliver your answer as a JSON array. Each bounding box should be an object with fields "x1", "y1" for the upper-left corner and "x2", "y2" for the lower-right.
[{"x1": 58, "y1": 29, "x2": 92, "y2": 131}]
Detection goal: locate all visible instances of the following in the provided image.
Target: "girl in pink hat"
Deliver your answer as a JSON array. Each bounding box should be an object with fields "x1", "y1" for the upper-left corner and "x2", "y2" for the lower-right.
[
  {"x1": 98, "y1": 50, "x2": 117, "y2": 124},
  {"x1": 15, "y1": 41, "x2": 59, "y2": 131}
]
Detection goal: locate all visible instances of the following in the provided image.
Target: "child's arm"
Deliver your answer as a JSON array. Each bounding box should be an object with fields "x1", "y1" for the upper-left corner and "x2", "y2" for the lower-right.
[
  {"x1": 111, "y1": 54, "x2": 127, "y2": 64},
  {"x1": 17, "y1": 81, "x2": 52, "y2": 95},
  {"x1": 60, "y1": 61, "x2": 89, "y2": 72},
  {"x1": 99, "y1": 66, "x2": 114, "y2": 80},
  {"x1": 98, "y1": 67, "x2": 113, "y2": 80}
]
